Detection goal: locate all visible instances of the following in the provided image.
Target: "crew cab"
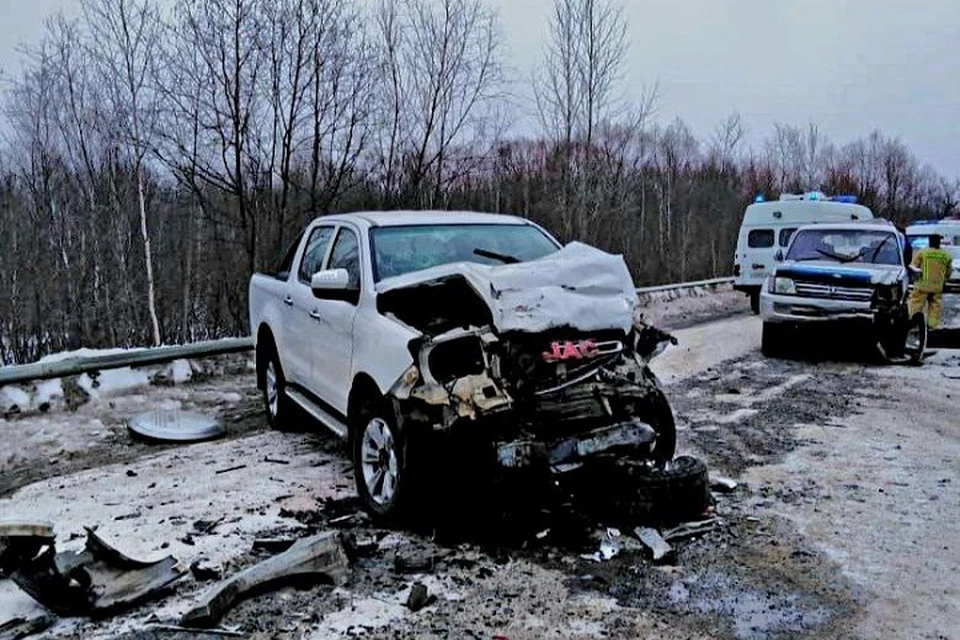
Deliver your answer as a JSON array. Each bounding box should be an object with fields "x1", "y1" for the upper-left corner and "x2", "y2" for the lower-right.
[
  {"x1": 759, "y1": 221, "x2": 925, "y2": 362},
  {"x1": 249, "y1": 211, "x2": 679, "y2": 518}
]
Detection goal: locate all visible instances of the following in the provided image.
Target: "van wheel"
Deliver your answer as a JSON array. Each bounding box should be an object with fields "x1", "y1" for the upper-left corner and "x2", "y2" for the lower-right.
[
  {"x1": 761, "y1": 322, "x2": 787, "y2": 358},
  {"x1": 749, "y1": 291, "x2": 760, "y2": 315},
  {"x1": 903, "y1": 313, "x2": 927, "y2": 365}
]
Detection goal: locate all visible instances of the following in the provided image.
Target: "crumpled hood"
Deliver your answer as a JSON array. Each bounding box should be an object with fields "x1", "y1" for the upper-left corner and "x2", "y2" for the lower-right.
[
  {"x1": 776, "y1": 261, "x2": 904, "y2": 286},
  {"x1": 376, "y1": 242, "x2": 639, "y2": 334}
]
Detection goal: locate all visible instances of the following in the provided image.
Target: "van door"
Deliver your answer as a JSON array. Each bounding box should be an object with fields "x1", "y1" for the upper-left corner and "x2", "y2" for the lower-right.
[{"x1": 740, "y1": 227, "x2": 778, "y2": 288}]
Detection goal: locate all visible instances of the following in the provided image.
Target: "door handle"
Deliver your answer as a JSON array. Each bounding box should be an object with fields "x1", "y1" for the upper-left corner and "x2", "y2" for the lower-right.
[
  {"x1": 751, "y1": 263, "x2": 765, "y2": 269},
  {"x1": 309, "y1": 309, "x2": 322, "y2": 321},
  {"x1": 283, "y1": 296, "x2": 294, "y2": 306}
]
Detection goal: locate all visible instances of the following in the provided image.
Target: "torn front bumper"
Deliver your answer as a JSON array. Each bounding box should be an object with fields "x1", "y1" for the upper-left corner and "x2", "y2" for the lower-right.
[{"x1": 495, "y1": 419, "x2": 656, "y2": 471}]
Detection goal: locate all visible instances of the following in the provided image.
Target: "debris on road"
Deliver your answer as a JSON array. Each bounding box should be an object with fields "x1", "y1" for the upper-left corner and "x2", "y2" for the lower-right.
[
  {"x1": 251, "y1": 538, "x2": 296, "y2": 553},
  {"x1": 127, "y1": 408, "x2": 225, "y2": 443},
  {"x1": 0, "y1": 522, "x2": 55, "y2": 576},
  {"x1": 263, "y1": 456, "x2": 290, "y2": 465},
  {"x1": 661, "y1": 517, "x2": 723, "y2": 542},
  {"x1": 0, "y1": 611, "x2": 55, "y2": 639},
  {"x1": 710, "y1": 475, "x2": 739, "y2": 493},
  {"x1": 634, "y1": 527, "x2": 674, "y2": 562},
  {"x1": 10, "y1": 527, "x2": 185, "y2": 617},
  {"x1": 214, "y1": 464, "x2": 247, "y2": 475},
  {"x1": 394, "y1": 551, "x2": 435, "y2": 574},
  {"x1": 405, "y1": 582, "x2": 431, "y2": 612},
  {"x1": 147, "y1": 623, "x2": 245, "y2": 637},
  {"x1": 190, "y1": 558, "x2": 222, "y2": 582},
  {"x1": 181, "y1": 531, "x2": 349, "y2": 628}
]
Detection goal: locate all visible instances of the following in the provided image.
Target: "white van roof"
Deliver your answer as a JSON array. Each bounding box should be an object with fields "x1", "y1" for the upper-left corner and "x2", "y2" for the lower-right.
[{"x1": 742, "y1": 196, "x2": 873, "y2": 226}]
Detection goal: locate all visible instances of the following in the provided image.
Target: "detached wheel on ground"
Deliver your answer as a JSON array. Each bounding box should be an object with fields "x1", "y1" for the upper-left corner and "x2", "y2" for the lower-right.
[
  {"x1": 578, "y1": 455, "x2": 710, "y2": 527},
  {"x1": 353, "y1": 408, "x2": 416, "y2": 520}
]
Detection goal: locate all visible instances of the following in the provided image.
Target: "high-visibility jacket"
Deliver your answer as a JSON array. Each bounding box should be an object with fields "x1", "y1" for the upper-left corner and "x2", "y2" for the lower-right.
[{"x1": 911, "y1": 247, "x2": 954, "y2": 293}]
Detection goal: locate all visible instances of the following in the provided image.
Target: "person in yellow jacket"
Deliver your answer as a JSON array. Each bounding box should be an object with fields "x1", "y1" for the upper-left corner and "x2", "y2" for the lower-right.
[{"x1": 908, "y1": 234, "x2": 954, "y2": 329}]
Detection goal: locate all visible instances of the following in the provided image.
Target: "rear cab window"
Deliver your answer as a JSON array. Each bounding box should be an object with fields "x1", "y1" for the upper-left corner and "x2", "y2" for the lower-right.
[{"x1": 748, "y1": 229, "x2": 775, "y2": 248}]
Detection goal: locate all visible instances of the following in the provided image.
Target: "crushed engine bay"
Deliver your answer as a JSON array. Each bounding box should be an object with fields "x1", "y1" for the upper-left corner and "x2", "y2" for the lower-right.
[{"x1": 378, "y1": 243, "x2": 678, "y2": 469}]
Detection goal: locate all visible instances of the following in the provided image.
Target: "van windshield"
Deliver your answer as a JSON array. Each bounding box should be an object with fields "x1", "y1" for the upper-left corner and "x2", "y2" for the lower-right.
[{"x1": 787, "y1": 229, "x2": 901, "y2": 266}]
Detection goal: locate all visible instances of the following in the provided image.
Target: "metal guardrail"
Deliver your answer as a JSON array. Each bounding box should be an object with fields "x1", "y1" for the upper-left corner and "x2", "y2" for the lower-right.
[
  {"x1": 636, "y1": 276, "x2": 735, "y2": 295},
  {"x1": 0, "y1": 277, "x2": 734, "y2": 386},
  {"x1": 0, "y1": 337, "x2": 254, "y2": 386}
]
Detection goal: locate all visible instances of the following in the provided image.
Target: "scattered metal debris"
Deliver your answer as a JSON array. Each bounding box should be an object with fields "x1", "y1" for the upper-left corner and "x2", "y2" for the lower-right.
[
  {"x1": 710, "y1": 476, "x2": 739, "y2": 493},
  {"x1": 263, "y1": 456, "x2": 290, "y2": 465},
  {"x1": 0, "y1": 522, "x2": 55, "y2": 576},
  {"x1": 181, "y1": 531, "x2": 349, "y2": 628},
  {"x1": 190, "y1": 558, "x2": 222, "y2": 582},
  {"x1": 0, "y1": 612, "x2": 55, "y2": 639},
  {"x1": 661, "y1": 517, "x2": 723, "y2": 542},
  {"x1": 635, "y1": 527, "x2": 674, "y2": 562},
  {"x1": 214, "y1": 464, "x2": 247, "y2": 475},
  {"x1": 10, "y1": 528, "x2": 185, "y2": 617},
  {"x1": 147, "y1": 623, "x2": 245, "y2": 637},
  {"x1": 127, "y1": 409, "x2": 225, "y2": 443},
  {"x1": 252, "y1": 538, "x2": 297, "y2": 553},
  {"x1": 406, "y1": 582, "x2": 431, "y2": 612},
  {"x1": 394, "y1": 551, "x2": 435, "y2": 574}
]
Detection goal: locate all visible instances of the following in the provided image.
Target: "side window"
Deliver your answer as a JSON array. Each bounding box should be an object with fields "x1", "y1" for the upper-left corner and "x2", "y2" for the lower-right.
[
  {"x1": 779, "y1": 228, "x2": 797, "y2": 247},
  {"x1": 274, "y1": 231, "x2": 303, "y2": 280},
  {"x1": 298, "y1": 226, "x2": 335, "y2": 284},
  {"x1": 748, "y1": 229, "x2": 775, "y2": 248},
  {"x1": 328, "y1": 228, "x2": 361, "y2": 290}
]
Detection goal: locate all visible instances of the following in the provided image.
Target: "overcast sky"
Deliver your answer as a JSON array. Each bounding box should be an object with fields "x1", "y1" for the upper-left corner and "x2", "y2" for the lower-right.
[{"x1": 1, "y1": 0, "x2": 958, "y2": 176}]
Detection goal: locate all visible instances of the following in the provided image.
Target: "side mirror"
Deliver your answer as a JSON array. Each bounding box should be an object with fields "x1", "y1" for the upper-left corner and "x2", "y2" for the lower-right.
[
  {"x1": 310, "y1": 268, "x2": 357, "y2": 302},
  {"x1": 774, "y1": 249, "x2": 784, "y2": 262}
]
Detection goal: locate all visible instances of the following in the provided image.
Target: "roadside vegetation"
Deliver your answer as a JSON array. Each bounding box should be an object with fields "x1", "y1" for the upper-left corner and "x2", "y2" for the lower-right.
[{"x1": 1, "y1": 0, "x2": 957, "y2": 364}]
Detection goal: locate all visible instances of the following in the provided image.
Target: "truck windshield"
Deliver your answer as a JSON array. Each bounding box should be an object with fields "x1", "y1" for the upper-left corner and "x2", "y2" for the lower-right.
[
  {"x1": 786, "y1": 229, "x2": 901, "y2": 265},
  {"x1": 370, "y1": 223, "x2": 560, "y2": 281}
]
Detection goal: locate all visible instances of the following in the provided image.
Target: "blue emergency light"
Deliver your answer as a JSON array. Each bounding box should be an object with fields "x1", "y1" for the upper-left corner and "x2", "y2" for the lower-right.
[
  {"x1": 754, "y1": 194, "x2": 765, "y2": 203},
  {"x1": 833, "y1": 195, "x2": 858, "y2": 204}
]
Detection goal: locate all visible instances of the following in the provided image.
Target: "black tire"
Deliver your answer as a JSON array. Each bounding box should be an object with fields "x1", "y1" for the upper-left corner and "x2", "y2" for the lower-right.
[
  {"x1": 761, "y1": 321, "x2": 787, "y2": 358},
  {"x1": 596, "y1": 455, "x2": 710, "y2": 527},
  {"x1": 749, "y1": 291, "x2": 761, "y2": 315},
  {"x1": 903, "y1": 312, "x2": 928, "y2": 365},
  {"x1": 260, "y1": 344, "x2": 293, "y2": 431},
  {"x1": 647, "y1": 388, "x2": 677, "y2": 464},
  {"x1": 352, "y1": 405, "x2": 416, "y2": 521}
]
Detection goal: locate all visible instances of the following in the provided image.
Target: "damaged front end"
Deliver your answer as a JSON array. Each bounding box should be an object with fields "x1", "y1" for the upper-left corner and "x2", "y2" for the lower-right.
[{"x1": 378, "y1": 245, "x2": 678, "y2": 474}]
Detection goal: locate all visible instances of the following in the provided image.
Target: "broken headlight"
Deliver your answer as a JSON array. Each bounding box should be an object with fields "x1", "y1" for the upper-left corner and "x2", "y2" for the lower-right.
[
  {"x1": 873, "y1": 283, "x2": 899, "y2": 304},
  {"x1": 427, "y1": 337, "x2": 486, "y2": 382}
]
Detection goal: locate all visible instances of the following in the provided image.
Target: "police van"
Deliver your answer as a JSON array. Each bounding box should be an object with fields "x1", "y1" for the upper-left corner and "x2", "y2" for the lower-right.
[{"x1": 733, "y1": 192, "x2": 874, "y2": 313}]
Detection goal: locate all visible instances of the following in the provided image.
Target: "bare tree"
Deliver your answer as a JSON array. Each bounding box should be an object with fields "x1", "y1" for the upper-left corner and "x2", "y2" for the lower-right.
[{"x1": 82, "y1": 0, "x2": 163, "y2": 345}]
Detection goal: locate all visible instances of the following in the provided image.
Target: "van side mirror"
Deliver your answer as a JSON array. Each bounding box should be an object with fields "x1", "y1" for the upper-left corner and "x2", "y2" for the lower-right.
[{"x1": 774, "y1": 250, "x2": 784, "y2": 262}]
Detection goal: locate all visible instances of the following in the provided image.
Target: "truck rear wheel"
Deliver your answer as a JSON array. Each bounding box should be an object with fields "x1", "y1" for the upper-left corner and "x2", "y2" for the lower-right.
[{"x1": 261, "y1": 346, "x2": 294, "y2": 430}]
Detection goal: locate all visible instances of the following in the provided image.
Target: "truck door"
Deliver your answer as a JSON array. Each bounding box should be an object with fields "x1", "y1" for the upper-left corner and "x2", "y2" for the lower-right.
[
  {"x1": 286, "y1": 225, "x2": 336, "y2": 387},
  {"x1": 309, "y1": 226, "x2": 361, "y2": 414}
]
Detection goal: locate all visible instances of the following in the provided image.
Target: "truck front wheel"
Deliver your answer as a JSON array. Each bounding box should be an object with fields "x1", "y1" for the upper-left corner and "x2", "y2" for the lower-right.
[
  {"x1": 353, "y1": 408, "x2": 418, "y2": 520},
  {"x1": 761, "y1": 322, "x2": 787, "y2": 358}
]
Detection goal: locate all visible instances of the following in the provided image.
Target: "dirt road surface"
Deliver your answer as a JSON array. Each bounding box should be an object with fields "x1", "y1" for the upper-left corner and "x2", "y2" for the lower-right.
[{"x1": 1, "y1": 292, "x2": 958, "y2": 640}]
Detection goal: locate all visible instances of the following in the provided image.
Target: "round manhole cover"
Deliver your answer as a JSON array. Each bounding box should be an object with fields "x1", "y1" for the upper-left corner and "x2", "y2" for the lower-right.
[{"x1": 128, "y1": 409, "x2": 224, "y2": 443}]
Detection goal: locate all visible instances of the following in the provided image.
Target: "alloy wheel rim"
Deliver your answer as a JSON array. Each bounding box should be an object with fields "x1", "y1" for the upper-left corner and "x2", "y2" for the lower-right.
[
  {"x1": 360, "y1": 418, "x2": 399, "y2": 506},
  {"x1": 265, "y1": 361, "x2": 279, "y2": 418}
]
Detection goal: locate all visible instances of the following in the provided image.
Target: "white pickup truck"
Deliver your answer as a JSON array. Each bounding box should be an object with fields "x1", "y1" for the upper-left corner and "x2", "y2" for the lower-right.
[{"x1": 249, "y1": 211, "x2": 684, "y2": 519}]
